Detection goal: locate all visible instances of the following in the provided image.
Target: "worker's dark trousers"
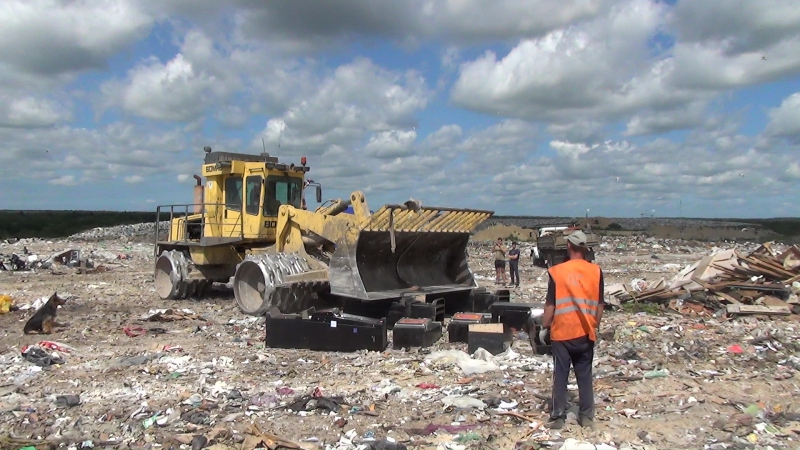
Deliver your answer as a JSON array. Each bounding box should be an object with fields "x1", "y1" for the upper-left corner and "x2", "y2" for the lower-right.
[
  {"x1": 509, "y1": 262, "x2": 519, "y2": 286},
  {"x1": 550, "y1": 335, "x2": 595, "y2": 421}
]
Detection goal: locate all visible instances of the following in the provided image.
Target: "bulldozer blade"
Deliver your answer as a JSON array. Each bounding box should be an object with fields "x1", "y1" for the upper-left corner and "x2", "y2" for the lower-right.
[{"x1": 329, "y1": 206, "x2": 492, "y2": 301}]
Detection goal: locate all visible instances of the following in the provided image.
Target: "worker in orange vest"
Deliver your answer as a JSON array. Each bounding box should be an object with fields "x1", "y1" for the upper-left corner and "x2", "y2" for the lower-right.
[{"x1": 542, "y1": 230, "x2": 604, "y2": 430}]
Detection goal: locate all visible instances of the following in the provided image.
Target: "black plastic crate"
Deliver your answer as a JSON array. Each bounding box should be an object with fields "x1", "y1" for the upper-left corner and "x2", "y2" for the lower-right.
[
  {"x1": 266, "y1": 309, "x2": 387, "y2": 352},
  {"x1": 392, "y1": 318, "x2": 443, "y2": 349},
  {"x1": 386, "y1": 298, "x2": 445, "y2": 329},
  {"x1": 489, "y1": 302, "x2": 545, "y2": 330},
  {"x1": 447, "y1": 312, "x2": 491, "y2": 343}
]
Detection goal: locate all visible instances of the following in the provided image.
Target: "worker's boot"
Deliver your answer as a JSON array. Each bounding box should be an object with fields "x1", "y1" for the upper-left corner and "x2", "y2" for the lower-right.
[
  {"x1": 579, "y1": 415, "x2": 595, "y2": 430},
  {"x1": 546, "y1": 417, "x2": 565, "y2": 430}
]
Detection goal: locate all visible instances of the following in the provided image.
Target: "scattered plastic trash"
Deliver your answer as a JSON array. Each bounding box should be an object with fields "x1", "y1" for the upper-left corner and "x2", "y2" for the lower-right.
[
  {"x1": 0, "y1": 294, "x2": 15, "y2": 314},
  {"x1": 559, "y1": 438, "x2": 597, "y2": 450},
  {"x1": 21, "y1": 344, "x2": 65, "y2": 367},
  {"x1": 123, "y1": 326, "x2": 146, "y2": 337},
  {"x1": 643, "y1": 369, "x2": 670, "y2": 378},
  {"x1": 36, "y1": 340, "x2": 76, "y2": 353},
  {"x1": 55, "y1": 394, "x2": 81, "y2": 407},
  {"x1": 407, "y1": 423, "x2": 477, "y2": 436},
  {"x1": 276, "y1": 386, "x2": 295, "y2": 395},
  {"x1": 456, "y1": 432, "x2": 482, "y2": 443},
  {"x1": 366, "y1": 440, "x2": 407, "y2": 450},
  {"x1": 142, "y1": 413, "x2": 161, "y2": 429},
  {"x1": 728, "y1": 344, "x2": 744, "y2": 354},
  {"x1": 288, "y1": 394, "x2": 343, "y2": 412}
]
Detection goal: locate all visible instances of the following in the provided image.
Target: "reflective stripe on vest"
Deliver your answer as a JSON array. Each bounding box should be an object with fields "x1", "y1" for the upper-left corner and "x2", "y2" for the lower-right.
[
  {"x1": 554, "y1": 297, "x2": 599, "y2": 316},
  {"x1": 548, "y1": 259, "x2": 601, "y2": 342}
]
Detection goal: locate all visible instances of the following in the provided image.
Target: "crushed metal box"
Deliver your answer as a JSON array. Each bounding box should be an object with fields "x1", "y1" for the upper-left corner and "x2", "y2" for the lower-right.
[
  {"x1": 386, "y1": 298, "x2": 445, "y2": 329},
  {"x1": 468, "y1": 323, "x2": 512, "y2": 355},
  {"x1": 489, "y1": 302, "x2": 545, "y2": 329},
  {"x1": 461, "y1": 288, "x2": 500, "y2": 313},
  {"x1": 447, "y1": 312, "x2": 491, "y2": 343},
  {"x1": 266, "y1": 309, "x2": 387, "y2": 352},
  {"x1": 392, "y1": 317, "x2": 442, "y2": 348},
  {"x1": 495, "y1": 289, "x2": 511, "y2": 303}
]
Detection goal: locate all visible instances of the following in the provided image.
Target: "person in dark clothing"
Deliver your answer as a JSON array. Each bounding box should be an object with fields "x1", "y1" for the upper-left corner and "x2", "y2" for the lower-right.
[
  {"x1": 542, "y1": 230, "x2": 604, "y2": 430},
  {"x1": 508, "y1": 242, "x2": 520, "y2": 287}
]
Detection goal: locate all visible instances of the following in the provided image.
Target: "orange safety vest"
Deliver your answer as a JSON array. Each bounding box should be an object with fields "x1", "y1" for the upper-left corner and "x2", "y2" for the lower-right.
[{"x1": 548, "y1": 259, "x2": 601, "y2": 342}]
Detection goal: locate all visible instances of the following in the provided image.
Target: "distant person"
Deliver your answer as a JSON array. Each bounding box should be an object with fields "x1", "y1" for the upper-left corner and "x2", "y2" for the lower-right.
[
  {"x1": 508, "y1": 241, "x2": 520, "y2": 287},
  {"x1": 493, "y1": 237, "x2": 507, "y2": 284},
  {"x1": 542, "y1": 230, "x2": 604, "y2": 431}
]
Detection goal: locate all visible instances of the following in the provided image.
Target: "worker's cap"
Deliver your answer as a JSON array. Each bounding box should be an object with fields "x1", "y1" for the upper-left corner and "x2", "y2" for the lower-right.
[{"x1": 566, "y1": 230, "x2": 588, "y2": 248}]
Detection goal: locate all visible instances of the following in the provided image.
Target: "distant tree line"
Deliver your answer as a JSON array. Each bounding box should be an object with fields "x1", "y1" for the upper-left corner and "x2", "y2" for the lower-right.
[{"x1": 0, "y1": 211, "x2": 157, "y2": 239}]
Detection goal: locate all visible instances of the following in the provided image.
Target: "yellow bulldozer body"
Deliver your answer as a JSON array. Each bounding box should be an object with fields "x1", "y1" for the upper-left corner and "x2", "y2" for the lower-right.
[{"x1": 154, "y1": 149, "x2": 493, "y2": 315}]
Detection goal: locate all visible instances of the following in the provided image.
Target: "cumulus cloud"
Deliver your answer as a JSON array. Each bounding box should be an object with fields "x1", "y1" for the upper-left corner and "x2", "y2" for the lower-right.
[
  {"x1": 49, "y1": 175, "x2": 77, "y2": 186},
  {"x1": 0, "y1": 95, "x2": 67, "y2": 128},
  {"x1": 450, "y1": 0, "x2": 800, "y2": 137},
  {"x1": 124, "y1": 175, "x2": 144, "y2": 184},
  {"x1": 451, "y1": 0, "x2": 672, "y2": 122},
  {"x1": 0, "y1": 122, "x2": 186, "y2": 185},
  {"x1": 423, "y1": 0, "x2": 603, "y2": 41},
  {"x1": 363, "y1": 130, "x2": 417, "y2": 159},
  {"x1": 0, "y1": 0, "x2": 152, "y2": 76},
  {"x1": 623, "y1": 101, "x2": 708, "y2": 136},
  {"x1": 765, "y1": 92, "x2": 800, "y2": 142},
  {"x1": 785, "y1": 162, "x2": 800, "y2": 180},
  {"x1": 101, "y1": 53, "x2": 229, "y2": 122},
  {"x1": 258, "y1": 58, "x2": 429, "y2": 157},
  {"x1": 225, "y1": 0, "x2": 605, "y2": 51},
  {"x1": 97, "y1": 29, "x2": 252, "y2": 123},
  {"x1": 668, "y1": 0, "x2": 800, "y2": 53}
]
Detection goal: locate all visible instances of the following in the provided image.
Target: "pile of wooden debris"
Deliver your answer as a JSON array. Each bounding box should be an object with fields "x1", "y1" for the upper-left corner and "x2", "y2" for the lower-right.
[{"x1": 606, "y1": 243, "x2": 800, "y2": 317}]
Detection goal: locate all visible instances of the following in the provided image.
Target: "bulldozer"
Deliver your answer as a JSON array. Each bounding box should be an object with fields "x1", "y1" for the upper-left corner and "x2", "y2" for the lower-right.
[{"x1": 153, "y1": 147, "x2": 495, "y2": 317}]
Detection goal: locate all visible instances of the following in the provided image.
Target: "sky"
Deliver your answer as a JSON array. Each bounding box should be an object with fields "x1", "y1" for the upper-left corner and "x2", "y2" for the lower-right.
[{"x1": 1, "y1": 0, "x2": 799, "y2": 218}]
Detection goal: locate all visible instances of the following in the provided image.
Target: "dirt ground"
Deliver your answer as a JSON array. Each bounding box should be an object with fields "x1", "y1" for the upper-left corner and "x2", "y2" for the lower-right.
[{"x1": 2, "y1": 234, "x2": 800, "y2": 450}]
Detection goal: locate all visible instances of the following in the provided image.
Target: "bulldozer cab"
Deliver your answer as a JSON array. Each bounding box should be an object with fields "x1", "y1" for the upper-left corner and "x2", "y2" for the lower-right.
[
  {"x1": 263, "y1": 175, "x2": 303, "y2": 217},
  {"x1": 157, "y1": 150, "x2": 312, "y2": 246},
  {"x1": 214, "y1": 171, "x2": 306, "y2": 241},
  {"x1": 220, "y1": 174, "x2": 244, "y2": 237}
]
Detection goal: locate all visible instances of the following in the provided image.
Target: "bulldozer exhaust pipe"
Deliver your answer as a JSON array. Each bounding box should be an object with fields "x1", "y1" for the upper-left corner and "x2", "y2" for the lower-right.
[{"x1": 192, "y1": 174, "x2": 203, "y2": 214}]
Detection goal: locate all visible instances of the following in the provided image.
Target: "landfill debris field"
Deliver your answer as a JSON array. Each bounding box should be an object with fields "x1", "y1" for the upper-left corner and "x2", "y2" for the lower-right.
[{"x1": 2, "y1": 223, "x2": 800, "y2": 450}]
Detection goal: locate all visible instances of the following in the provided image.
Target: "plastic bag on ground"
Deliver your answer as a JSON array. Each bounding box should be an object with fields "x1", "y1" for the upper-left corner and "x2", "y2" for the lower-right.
[
  {"x1": 558, "y1": 438, "x2": 598, "y2": 450},
  {"x1": 442, "y1": 395, "x2": 486, "y2": 409},
  {"x1": 426, "y1": 349, "x2": 499, "y2": 375}
]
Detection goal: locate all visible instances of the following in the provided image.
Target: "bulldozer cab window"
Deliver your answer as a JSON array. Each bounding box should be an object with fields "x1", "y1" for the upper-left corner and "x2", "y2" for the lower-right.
[
  {"x1": 245, "y1": 176, "x2": 262, "y2": 215},
  {"x1": 224, "y1": 176, "x2": 243, "y2": 212},
  {"x1": 263, "y1": 175, "x2": 302, "y2": 216}
]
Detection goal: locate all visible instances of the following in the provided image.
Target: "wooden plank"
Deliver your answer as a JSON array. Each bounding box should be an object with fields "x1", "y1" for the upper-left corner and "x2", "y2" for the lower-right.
[
  {"x1": 743, "y1": 256, "x2": 795, "y2": 279},
  {"x1": 715, "y1": 291, "x2": 741, "y2": 304},
  {"x1": 761, "y1": 295, "x2": 790, "y2": 308},
  {"x1": 726, "y1": 304, "x2": 791, "y2": 316}
]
